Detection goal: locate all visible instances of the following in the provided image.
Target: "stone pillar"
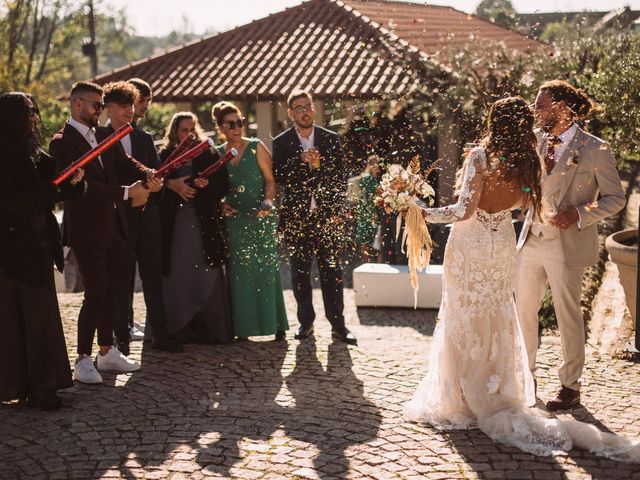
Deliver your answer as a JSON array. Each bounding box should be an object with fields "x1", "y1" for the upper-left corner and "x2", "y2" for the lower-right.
[
  {"x1": 436, "y1": 103, "x2": 460, "y2": 204},
  {"x1": 255, "y1": 101, "x2": 274, "y2": 148},
  {"x1": 314, "y1": 100, "x2": 325, "y2": 127}
]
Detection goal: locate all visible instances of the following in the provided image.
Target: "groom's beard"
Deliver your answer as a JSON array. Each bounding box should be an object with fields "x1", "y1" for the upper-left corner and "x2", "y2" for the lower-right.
[{"x1": 535, "y1": 111, "x2": 558, "y2": 133}]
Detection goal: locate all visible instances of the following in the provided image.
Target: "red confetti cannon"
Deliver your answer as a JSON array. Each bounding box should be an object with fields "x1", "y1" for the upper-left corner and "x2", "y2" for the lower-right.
[
  {"x1": 53, "y1": 123, "x2": 134, "y2": 185},
  {"x1": 151, "y1": 138, "x2": 215, "y2": 182},
  {"x1": 197, "y1": 147, "x2": 238, "y2": 179}
]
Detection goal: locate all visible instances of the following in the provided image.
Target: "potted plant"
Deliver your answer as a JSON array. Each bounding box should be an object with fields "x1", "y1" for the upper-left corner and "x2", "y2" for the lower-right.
[{"x1": 605, "y1": 229, "x2": 638, "y2": 318}]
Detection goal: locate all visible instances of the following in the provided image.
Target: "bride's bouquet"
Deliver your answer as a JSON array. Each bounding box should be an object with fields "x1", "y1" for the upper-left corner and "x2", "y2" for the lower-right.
[{"x1": 375, "y1": 156, "x2": 438, "y2": 308}]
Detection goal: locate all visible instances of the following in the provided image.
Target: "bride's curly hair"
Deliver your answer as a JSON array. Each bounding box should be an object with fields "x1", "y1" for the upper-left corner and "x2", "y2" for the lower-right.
[{"x1": 480, "y1": 96, "x2": 542, "y2": 219}]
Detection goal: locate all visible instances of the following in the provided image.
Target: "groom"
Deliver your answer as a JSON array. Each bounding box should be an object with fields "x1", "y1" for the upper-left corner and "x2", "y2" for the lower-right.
[
  {"x1": 272, "y1": 89, "x2": 356, "y2": 345},
  {"x1": 515, "y1": 80, "x2": 625, "y2": 411}
]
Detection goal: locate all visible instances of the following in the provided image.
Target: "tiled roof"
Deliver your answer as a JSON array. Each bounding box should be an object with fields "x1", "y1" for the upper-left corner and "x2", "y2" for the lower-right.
[
  {"x1": 93, "y1": 0, "x2": 544, "y2": 102},
  {"x1": 341, "y1": 1, "x2": 542, "y2": 57}
]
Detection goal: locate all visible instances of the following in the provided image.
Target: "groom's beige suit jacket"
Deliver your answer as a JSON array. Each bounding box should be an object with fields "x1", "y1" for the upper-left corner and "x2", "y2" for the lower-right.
[{"x1": 516, "y1": 126, "x2": 625, "y2": 268}]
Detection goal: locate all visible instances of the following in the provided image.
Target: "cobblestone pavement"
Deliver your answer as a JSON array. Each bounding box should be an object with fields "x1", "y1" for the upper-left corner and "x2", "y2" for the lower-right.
[{"x1": 1, "y1": 290, "x2": 640, "y2": 480}]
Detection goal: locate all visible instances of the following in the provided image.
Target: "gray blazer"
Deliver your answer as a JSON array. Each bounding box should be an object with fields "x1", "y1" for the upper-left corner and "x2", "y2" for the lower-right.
[{"x1": 516, "y1": 126, "x2": 625, "y2": 269}]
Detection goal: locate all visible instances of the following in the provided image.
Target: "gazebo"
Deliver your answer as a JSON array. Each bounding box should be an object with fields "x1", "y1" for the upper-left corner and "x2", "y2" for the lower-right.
[{"x1": 94, "y1": 0, "x2": 545, "y2": 198}]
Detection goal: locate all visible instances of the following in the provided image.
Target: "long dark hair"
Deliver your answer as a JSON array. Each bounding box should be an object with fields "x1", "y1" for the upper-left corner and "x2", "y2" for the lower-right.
[
  {"x1": 0, "y1": 92, "x2": 40, "y2": 165},
  {"x1": 481, "y1": 96, "x2": 542, "y2": 218}
]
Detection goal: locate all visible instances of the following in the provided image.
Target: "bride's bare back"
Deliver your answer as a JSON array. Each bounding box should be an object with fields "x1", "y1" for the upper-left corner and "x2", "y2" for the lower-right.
[{"x1": 477, "y1": 161, "x2": 524, "y2": 214}]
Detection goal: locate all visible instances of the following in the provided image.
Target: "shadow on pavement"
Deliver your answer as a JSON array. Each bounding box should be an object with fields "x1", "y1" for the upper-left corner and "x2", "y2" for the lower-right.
[{"x1": 356, "y1": 306, "x2": 437, "y2": 336}]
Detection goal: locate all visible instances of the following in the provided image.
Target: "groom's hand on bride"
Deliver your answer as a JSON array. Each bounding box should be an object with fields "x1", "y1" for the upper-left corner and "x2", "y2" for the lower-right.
[{"x1": 550, "y1": 208, "x2": 579, "y2": 230}]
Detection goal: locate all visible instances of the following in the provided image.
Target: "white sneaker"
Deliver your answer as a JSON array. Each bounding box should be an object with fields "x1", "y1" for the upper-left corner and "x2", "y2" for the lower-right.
[
  {"x1": 74, "y1": 355, "x2": 103, "y2": 384},
  {"x1": 130, "y1": 326, "x2": 145, "y2": 342},
  {"x1": 96, "y1": 347, "x2": 141, "y2": 373}
]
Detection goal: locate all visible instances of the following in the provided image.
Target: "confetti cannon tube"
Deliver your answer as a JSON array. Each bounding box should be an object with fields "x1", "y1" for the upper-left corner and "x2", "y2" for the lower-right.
[
  {"x1": 159, "y1": 132, "x2": 195, "y2": 168},
  {"x1": 53, "y1": 123, "x2": 134, "y2": 185},
  {"x1": 197, "y1": 147, "x2": 238, "y2": 179},
  {"x1": 152, "y1": 138, "x2": 214, "y2": 181}
]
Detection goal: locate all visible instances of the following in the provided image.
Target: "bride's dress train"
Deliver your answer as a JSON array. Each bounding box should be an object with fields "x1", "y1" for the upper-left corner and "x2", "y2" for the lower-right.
[{"x1": 405, "y1": 147, "x2": 640, "y2": 462}]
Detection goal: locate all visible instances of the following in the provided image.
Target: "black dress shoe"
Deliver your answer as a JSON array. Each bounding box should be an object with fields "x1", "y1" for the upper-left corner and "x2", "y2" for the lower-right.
[
  {"x1": 116, "y1": 341, "x2": 130, "y2": 356},
  {"x1": 275, "y1": 330, "x2": 287, "y2": 341},
  {"x1": 294, "y1": 326, "x2": 314, "y2": 340},
  {"x1": 546, "y1": 386, "x2": 581, "y2": 411},
  {"x1": 151, "y1": 338, "x2": 184, "y2": 353},
  {"x1": 332, "y1": 328, "x2": 357, "y2": 345}
]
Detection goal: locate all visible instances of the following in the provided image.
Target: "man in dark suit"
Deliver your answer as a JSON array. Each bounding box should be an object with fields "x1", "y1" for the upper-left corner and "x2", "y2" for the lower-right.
[
  {"x1": 99, "y1": 79, "x2": 181, "y2": 354},
  {"x1": 272, "y1": 89, "x2": 356, "y2": 345},
  {"x1": 49, "y1": 81, "x2": 160, "y2": 384}
]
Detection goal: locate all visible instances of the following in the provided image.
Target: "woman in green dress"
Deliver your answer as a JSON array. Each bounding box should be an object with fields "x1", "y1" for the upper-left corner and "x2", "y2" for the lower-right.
[
  {"x1": 212, "y1": 101, "x2": 289, "y2": 340},
  {"x1": 355, "y1": 155, "x2": 381, "y2": 263}
]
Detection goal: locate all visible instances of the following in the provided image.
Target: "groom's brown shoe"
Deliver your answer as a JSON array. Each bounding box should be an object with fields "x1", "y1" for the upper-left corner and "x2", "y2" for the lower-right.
[{"x1": 546, "y1": 386, "x2": 580, "y2": 411}]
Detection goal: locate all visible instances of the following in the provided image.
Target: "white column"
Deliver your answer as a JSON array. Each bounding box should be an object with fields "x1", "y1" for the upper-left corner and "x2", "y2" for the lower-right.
[
  {"x1": 314, "y1": 100, "x2": 325, "y2": 127},
  {"x1": 255, "y1": 101, "x2": 274, "y2": 148}
]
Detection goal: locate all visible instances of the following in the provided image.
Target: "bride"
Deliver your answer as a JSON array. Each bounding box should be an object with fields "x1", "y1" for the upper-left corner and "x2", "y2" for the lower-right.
[{"x1": 405, "y1": 96, "x2": 639, "y2": 461}]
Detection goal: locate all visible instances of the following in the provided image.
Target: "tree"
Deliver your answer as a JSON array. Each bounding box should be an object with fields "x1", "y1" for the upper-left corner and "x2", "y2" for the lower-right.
[{"x1": 474, "y1": 0, "x2": 517, "y2": 29}]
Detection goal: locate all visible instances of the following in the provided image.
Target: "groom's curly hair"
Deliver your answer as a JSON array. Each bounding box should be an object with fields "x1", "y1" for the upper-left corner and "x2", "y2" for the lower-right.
[{"x1": 481, "y1": 96, "x2": 542, "y2": 219}]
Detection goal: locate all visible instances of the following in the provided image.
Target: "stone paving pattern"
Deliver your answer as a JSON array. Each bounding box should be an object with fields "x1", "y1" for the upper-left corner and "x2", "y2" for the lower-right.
[{"x1": 1, "y1": 289, "x2": 640, "y2": 480}]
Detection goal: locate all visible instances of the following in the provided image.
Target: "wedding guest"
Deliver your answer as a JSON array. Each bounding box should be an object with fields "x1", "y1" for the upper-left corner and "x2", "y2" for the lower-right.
[
  {"x1": 213, "y1": 101, "x2": 288, "y2": 341},
  {"x1": 515, "y1": 80, "x2": 625, "y2": 411},
  {"x1": 159, "y1": 112, "x2": 233, "y2": 344},
  {"x1": 272, "y1": 89, "x2": 355, "y2": 345},
  {"x1": 354, "y1": 155, "x2": 382, "y2": 263},
  {"x1": 49, "y1": 81, "x2": 159, "y2": 384},
  {"x1": 0, "y1": 93, "x2": 85, "y2": 410},
  {"x1": 101, "y1": 79, "x2": 182, "y2": 353}
]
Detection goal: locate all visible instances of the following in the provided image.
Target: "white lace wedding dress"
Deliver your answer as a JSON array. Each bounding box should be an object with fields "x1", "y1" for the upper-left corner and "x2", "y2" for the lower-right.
[{"x1": 405, "y1": 147, "x2": 640, "y2": 461}]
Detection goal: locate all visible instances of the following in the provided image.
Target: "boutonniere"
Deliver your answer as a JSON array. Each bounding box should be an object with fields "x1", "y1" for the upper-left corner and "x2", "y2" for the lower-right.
[{"x1": 566, "y1": 147, "x2": 581, "y2": 168}]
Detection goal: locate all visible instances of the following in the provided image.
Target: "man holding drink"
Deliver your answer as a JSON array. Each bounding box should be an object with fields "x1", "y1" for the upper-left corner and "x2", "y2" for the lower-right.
[{"x1": 272, "y1": 89, "x2": 357, "y2": 345}]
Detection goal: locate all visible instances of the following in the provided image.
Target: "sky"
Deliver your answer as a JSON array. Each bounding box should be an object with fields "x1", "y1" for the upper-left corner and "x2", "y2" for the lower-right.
[{"x1": 104, "y1": 0, "x2": 640, "y2": 37}]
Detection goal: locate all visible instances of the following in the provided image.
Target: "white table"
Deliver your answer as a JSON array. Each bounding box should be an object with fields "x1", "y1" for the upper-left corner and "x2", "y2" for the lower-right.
[{"x1": 353, "y1": 263, "x2": 443, "y2": 309}]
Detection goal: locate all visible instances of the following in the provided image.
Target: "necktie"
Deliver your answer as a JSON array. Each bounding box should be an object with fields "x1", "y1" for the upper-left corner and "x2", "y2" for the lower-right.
[
  {"x1": 87, "y1": 129, "x2": 104, "y2": 169},
  {"x1": 545, "y1": 135, "x2": 561, "y2": 175}
]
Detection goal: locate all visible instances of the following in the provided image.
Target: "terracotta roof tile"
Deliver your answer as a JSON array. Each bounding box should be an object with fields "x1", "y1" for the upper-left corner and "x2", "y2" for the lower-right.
[{"x1": 93, "y1": 0, "x2": 545, "y2": 102}]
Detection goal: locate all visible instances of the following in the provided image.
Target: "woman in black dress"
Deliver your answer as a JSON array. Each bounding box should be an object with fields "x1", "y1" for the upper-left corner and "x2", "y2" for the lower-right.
[
  {"x1": 0, "y1": 92, "x2": 86, "y2": 410},
  {"x1": 159, "y1": 112, "x2": 233, "y2": 344}
]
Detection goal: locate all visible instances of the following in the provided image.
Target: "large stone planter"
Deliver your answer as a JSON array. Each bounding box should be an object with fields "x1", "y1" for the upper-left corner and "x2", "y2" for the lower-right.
[{"x1": 605, "y1": 228, "x2": 638, "y2": 320}]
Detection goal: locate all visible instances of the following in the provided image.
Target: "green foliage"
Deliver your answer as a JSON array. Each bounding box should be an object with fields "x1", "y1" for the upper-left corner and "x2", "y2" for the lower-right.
[
  {"x1": 538, "y1": 287, "x2": 557, "y2": 330},
  {"x1": 0, "y1": 1, "x2": 209, "y2": 146},
  {"x1": 582, "y1": 37, "x2": 640, "y2": 162},
  {"x1": 136, "y1": 103, "x2": 176, "y2": 143},
  {"x1": 474, "y1": 0, "x2": 517, "y2": 28}
]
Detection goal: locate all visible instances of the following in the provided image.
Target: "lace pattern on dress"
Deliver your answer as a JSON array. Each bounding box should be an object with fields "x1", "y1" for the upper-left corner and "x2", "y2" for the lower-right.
[{"x1": 417, "y1": 147, "x2": 487, "y2": 224}]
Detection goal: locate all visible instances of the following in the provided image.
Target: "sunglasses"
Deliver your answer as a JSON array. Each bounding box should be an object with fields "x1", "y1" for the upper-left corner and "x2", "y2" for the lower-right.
[
  {"x1": 79, "y1": 98, "x2": 105, "y2": 111},
  {"x1": 27, "y1": 106, "x2": 39, "y2": 117},
  {"x1": 222, "y1": 118, "x2": 244, "y2": 130}
]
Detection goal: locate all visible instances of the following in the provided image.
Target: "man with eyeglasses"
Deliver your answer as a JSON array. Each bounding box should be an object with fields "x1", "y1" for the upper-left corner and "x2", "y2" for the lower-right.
[
  {"x1": 49, "y1": 81, "x2": 158, "y2": 385},
  {"x1": 272, "y1": 89, "x2": 357, "y2": 345}
]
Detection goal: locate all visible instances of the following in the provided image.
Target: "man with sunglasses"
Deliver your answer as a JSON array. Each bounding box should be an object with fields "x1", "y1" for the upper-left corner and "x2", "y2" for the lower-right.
[
  {"x1": 50, "y1": 81, "x2": 155, "y2": 385},
  {"x1": 272, "y1": 89, "x2": 357, "y2": 345}
]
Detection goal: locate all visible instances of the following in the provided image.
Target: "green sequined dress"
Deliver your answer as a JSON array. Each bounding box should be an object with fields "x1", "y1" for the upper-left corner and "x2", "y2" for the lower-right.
[{"x1": 222, "y1": 139, "x2": 288, "y2": 337}]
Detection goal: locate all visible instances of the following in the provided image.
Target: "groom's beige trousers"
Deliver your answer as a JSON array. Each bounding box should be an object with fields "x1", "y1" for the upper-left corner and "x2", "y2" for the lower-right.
[{"x1": 515, "y1": 234, "x2": 585, "y2": 391}]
